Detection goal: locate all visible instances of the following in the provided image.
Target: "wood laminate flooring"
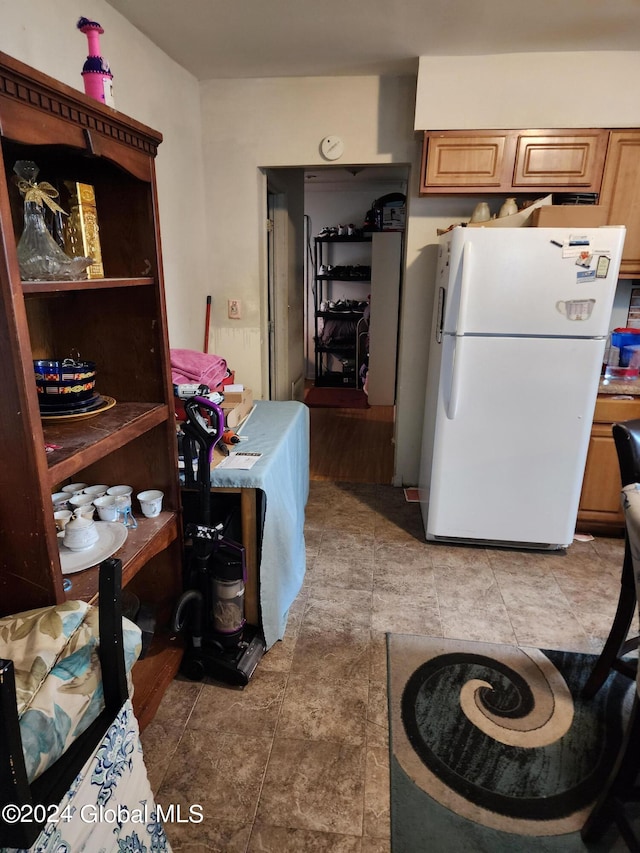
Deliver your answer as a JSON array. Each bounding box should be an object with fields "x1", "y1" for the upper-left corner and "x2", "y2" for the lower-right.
[{"x1": 307, "y1": 395, "x2": 395, "y2": 484}]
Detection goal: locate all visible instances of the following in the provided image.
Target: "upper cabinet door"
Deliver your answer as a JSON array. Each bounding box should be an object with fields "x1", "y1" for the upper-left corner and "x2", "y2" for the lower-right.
[
  {"x1": 513, "y1": 130, "x2": 609, "y2": 189},
  {"x1": 419, "y1": 129, "x2": 609, "y2": 195},
  {"x1": 600, "y1": 130, "x2": 640, "y2": 278},
  {"x1": 420, "y1": 132, "x2": 516, "y2": 194}
]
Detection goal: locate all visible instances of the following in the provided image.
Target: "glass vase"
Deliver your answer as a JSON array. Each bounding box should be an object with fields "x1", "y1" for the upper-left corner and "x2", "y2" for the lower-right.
[{"x1": 17, "y1": 200, "x2": 93, "y2": 281}]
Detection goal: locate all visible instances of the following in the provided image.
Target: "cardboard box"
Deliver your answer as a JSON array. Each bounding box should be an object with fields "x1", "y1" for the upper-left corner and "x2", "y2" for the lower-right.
[
  {"x1": 222, "y1": 388, "x2": 253, "y2": 428},
  {"x1": 531, "y1": 205, "x2": 608, "y2": 228}
]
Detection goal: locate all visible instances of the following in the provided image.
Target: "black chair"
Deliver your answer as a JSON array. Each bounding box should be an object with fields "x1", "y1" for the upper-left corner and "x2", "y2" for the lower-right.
[
  {"x1": 582, "y1": 484, "x2": 640, "y2": 849},
  {"x1": 582, "y1": 419, "x2": 640, "y2": 699},
  {"x1": 0, "y1": 558, "x2": 129, "y2": 849},
  {"x1": 581, "y1": 418, "x2": 640, "y2": 848}
]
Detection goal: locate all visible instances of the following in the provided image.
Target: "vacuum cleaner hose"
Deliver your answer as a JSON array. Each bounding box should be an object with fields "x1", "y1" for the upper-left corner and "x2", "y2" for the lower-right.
[{"x1": 172, "y1": 589, "x2": 204, "y2": 641}]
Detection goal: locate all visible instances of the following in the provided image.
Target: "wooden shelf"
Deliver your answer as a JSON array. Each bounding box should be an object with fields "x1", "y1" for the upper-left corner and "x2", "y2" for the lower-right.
[
  {"x1": 45, "y1": 403, "x2": 170, "y2": 486},
  {"x1": 62, "y1": 511, "x2": 180, "y2": 603},
  {"x1": 22, "y1": 277, "x2": 154, "y2": 295}
]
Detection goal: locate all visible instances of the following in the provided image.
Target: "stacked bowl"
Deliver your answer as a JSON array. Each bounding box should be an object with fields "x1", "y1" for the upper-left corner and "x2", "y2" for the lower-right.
[{"x1": 34, "y1": 358, "x2": 102, "y2": 415}]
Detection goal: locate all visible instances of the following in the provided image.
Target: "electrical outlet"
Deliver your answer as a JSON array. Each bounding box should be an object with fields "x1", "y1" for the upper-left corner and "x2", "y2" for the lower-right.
[{"x1": 228, "y1": 299, "x2": 242, "y2": 319}]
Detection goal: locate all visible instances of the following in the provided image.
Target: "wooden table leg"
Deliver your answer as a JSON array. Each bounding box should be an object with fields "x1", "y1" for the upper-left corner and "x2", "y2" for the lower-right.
[{"x1": 240, "y1": 488, "x2": 259, "y2": 626}]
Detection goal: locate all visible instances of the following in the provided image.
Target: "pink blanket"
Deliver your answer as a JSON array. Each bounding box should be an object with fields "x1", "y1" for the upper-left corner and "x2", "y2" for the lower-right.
[{"x1": 170, "y1": 349, "x2": 228, "y2": 388}]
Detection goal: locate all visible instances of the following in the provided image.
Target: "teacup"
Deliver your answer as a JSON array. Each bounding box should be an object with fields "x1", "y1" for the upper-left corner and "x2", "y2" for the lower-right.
[
  {"x1": 54, "y1": 509, "x2": 73, "y2": 532},
  {"x1": 51, "y1": 492, "x2": 69, "y2": 510},
  {"x1": 69, "y1": 493, "x2": 94, "y2": 511},
  {"x1": 137, "y1": 489, "x2": 164, "y2": 518},
  {"x1": 94, "y1": 494, "x2": 119, "y2": 522},
  {"x1": 83, "y1": 484, "x2": 109, "y2": 498},
  {"x1": 74, "y1": 503, "x2": 96, "y2": 519},
  {"x1": 62, "y1": 482, "x2": 88, "y2": 496},
  {"x1": 107, "y1": 485, "x2": 133, "y2": 509}
]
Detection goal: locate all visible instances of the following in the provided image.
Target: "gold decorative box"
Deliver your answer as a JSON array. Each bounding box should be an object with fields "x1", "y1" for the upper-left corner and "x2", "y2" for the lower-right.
[{"x1": 63, "y1": 182, "x2": 104, "y2": 279}]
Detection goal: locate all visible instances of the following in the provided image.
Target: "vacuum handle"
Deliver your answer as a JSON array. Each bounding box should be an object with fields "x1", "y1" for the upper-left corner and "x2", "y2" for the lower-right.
[{"x1": 184, "y1": 396, "x2": 225, "y2": 462}]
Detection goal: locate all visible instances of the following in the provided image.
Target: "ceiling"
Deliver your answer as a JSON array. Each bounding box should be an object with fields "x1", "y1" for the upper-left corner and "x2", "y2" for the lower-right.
[{"x1": 105, "y1": 0, "x2": 640, "y2": 81}]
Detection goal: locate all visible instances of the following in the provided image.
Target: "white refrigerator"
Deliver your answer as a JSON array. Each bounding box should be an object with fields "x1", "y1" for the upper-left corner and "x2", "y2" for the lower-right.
[{"x1": 418, "y1": 224, "x2": 626, "y2": 550}]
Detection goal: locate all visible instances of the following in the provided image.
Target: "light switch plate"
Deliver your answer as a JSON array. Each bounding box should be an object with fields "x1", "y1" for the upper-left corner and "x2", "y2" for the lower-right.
[{"x1": 228, "y1": 299, "x2": 242, "y2": 319}]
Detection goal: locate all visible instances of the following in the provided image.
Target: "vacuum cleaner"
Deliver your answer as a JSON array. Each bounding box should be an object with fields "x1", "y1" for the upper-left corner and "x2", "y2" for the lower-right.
[{"x1": 172, "y1": 396, "x2": 265, "y2": 686}]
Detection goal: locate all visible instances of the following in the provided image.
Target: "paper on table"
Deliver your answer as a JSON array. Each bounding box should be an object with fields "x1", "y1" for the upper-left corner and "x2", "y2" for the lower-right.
[{"x1": 216, "y1": 451, "x2": 262, "y2": 469}]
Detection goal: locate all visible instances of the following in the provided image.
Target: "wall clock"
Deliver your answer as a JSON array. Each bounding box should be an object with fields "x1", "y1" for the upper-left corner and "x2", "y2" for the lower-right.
[{"x1": 320, "y1": 136, "x2": 344, "y2": 161}]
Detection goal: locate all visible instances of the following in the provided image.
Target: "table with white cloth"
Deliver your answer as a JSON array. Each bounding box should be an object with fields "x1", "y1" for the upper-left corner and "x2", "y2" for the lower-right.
[{"x1": 207, "y1": 400, "x2": 309, "y2": 650}]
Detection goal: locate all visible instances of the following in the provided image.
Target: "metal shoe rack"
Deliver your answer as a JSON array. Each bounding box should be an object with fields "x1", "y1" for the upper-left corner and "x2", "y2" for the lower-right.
[{"x1": 313, "y1": 235, "x2": 371, "y2": 387}]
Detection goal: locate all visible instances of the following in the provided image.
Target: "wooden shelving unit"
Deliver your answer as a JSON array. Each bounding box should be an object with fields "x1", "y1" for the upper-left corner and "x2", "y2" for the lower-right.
[{"x1": 0, "y1": 50, "x2": 183, "y2": 729}]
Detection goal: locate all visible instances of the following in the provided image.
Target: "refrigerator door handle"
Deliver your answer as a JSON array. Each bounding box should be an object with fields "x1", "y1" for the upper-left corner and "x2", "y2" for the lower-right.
[
  {"x1": 457, "y1": 241, "x2": 472, "y2": 335},
  {"x1": 435, "y1": 286, "x2": 446, "y2": 343},
  {"x1": 447, "y1": 335, "x2": 464, "y2": 420},
  {"x1": 445, "y1": 241, "x2": 471, "y2": 419}
]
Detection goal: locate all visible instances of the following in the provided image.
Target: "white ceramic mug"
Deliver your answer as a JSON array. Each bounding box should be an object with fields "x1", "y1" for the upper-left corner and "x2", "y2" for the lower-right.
[
  {"x1": 94, "y1": 494, "x2": 119, "y2": 522},
  {"x1": 556, "y1": 298, "x2": 596, "y2": 321},
  {"x1": 137, "y1": 489, "x2": 164, "y2": 518}
]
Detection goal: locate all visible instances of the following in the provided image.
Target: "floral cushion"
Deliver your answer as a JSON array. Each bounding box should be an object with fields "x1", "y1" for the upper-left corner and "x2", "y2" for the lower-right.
[{"x1": 0, "y1": 600, "x2": 141, "y2": 783}]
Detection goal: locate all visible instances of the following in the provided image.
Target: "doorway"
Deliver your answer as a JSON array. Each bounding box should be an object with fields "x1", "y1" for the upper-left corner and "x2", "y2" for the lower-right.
[{"x1": 266, "y1": 164, "x2": 409, "y2": 484}]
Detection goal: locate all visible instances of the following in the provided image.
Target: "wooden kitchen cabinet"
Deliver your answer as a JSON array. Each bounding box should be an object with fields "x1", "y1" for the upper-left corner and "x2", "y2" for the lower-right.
[
  {"x1": 576, "y1": 395, "x2": 640, "y2": 534},
  {"x1": 599, "y1": 130, "x2": 640, "y2": 278},
  {"x1": 419, "y1": 131, "x2": 515, "y2": 192},
  {"x1": 420, "y1": 129, "x2": 609, "y2": 195},
  {"x1": 0, "y1": 52, "x2": 183, "y2": 730}
]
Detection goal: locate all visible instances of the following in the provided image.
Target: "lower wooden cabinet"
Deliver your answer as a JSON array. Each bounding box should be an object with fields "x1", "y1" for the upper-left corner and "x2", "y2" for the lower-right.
[{"x1": 576, "y1": 395, "x2": 640, "y2": 534}]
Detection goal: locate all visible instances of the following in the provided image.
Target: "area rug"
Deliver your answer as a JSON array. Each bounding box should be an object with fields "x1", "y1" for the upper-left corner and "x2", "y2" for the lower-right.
[
  {"x1": 387, "y1": 634, "x2": 634, "y2": 852},
  {"x1": 304, "y1": 386, "x2": 369, "y2": 408}
]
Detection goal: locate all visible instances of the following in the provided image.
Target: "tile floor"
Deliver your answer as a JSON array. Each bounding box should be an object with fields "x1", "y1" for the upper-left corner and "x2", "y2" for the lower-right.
[{"x1": 140, "y1": 481, "x2": 627, "y2": 852}]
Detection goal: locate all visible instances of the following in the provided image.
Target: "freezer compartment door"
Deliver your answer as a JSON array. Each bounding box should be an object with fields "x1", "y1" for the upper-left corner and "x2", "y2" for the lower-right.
[
  {"x1": 425, "y1": 335, "x2": 604, "y2": 547},
  {"x1": 442, "y1": 226, "x2": 625, "y2": 338}
]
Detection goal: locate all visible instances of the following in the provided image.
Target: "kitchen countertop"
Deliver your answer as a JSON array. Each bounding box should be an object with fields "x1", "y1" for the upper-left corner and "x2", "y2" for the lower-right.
[{"x1": 599, "y1": 377, "x2": 640, "y2": 396}]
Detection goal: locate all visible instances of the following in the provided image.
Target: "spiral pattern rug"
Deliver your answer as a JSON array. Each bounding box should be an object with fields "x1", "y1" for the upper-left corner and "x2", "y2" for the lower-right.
[{"x1": 387, "y1": 634, "x2": 634, "y2": 852}]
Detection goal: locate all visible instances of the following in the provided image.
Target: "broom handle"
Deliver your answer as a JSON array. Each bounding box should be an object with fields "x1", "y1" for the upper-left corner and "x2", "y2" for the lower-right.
[{"x1": 203, "y1": 295, "x2": 211, "y2": 353}]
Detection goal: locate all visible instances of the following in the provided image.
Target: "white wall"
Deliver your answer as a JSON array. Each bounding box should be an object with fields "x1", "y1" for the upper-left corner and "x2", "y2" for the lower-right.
[
  {"x1": 415, "y1": 52, "x2": 640, "y2": 129},
  {"x1": 200, "y1": 76, "x2": 418, "y2": 398},
  {"x1": 0, "y1": 0, "x2": 207, "y2": 353}
]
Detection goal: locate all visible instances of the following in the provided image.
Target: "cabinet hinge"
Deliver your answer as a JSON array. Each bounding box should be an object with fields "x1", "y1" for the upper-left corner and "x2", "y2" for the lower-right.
[{"x1": 266, "y1": 219, "x2": 274, "y2": 233}]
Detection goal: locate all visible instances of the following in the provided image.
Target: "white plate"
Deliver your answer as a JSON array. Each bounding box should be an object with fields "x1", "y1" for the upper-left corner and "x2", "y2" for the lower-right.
[{"x1": 59, "y1": 521, "x2": 128, "y2": 575}]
